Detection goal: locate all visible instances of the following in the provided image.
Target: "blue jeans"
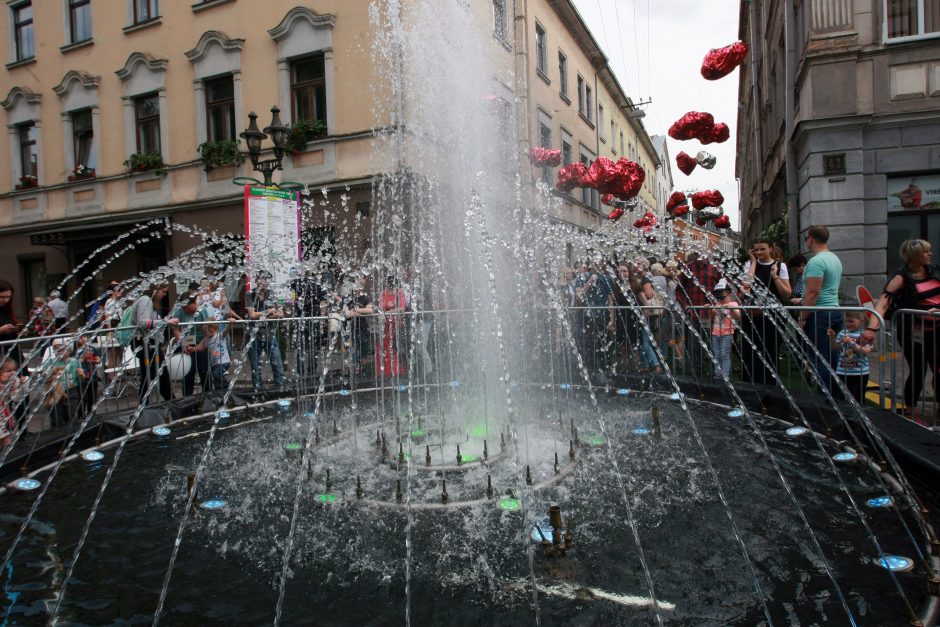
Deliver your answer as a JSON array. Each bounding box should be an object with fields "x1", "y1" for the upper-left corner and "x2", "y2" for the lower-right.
[
  {"x1": 249, "y1": 331, "x2": 286, "y2": 389},
  {"x1": 806, "y1": 311, "x2": 842, "y2": 395},
  {"x1": 639, "y1": 328, "x2": 660, "y2": 369},
  {"x1": 711, "y1": 334, "x2": 733, "y2": 376}
]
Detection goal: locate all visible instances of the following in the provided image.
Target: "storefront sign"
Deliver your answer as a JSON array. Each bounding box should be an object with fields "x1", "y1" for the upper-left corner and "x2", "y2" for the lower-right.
[
  {"x1": 244, "y1": 185, "x2": 300, "y2": 300},
  {"x1": 887, "y1": 175, "x2": 940, "y2": 210}
]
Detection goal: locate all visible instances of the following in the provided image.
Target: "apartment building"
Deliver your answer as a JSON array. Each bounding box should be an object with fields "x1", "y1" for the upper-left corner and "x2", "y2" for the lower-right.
[
  {"x1": 736, "y1": 0, "x2": 940, "y2": 290},
  {"x1": 0, "y1": 0, "x2": 658, "y2": 316},
  {"x1": 520, "y1": 0, "x2": 660, "y2": 232}
]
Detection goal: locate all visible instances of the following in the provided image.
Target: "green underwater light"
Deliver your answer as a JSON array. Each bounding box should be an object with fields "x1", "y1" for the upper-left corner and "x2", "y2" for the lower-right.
[
  {"x1": 460, "y1": 454, "x2": 478, "y2": 463},
  {"x1": 469, "y1": 424, "x2": 488, "y2": 438},
  {"x1": 498, "y1": 498, "x2": 521, "y2": 511},
  {"x1": 316, "y1": 494, "x2": 338, "y2": 503},
  {"x1": 284, "y1": 442, "x2": 302, "y2": 452}
]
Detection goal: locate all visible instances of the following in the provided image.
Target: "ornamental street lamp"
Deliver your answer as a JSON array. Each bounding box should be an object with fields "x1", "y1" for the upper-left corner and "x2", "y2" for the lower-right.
[{"x1": 238, "y1": 106, "x2": 290, "y2": 186}]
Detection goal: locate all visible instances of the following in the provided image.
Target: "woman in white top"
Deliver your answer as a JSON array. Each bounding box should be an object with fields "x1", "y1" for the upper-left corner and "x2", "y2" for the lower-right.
[{"x1": 739, "y1": 236, "x2": 790, "y2": 384}]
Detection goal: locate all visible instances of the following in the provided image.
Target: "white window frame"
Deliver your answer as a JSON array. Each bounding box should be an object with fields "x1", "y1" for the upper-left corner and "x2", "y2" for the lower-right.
[
  {"x1": 558, "y1": 50, "x2": 568, "y2": 98},
  {"x1": 883, "y1": 0, "x2": 940, "y2": 43},
  {"x1": 53, "y1": 70, "x2": 101, "y2": 174},
  {"x1": 598, "y1": 103, "x2": 605, "y2": 142},
  {"x1": 269, "y1": 7, "x2": 336, "y2": 130},
  {"x1": 1, "y1": 86, "x2": 43, "y2": 185},
  {"x1": 116, "y1": 52, "x2": 168, "y2": 160},
  {"x1": 492, "y1": 0, "x2": 508, "y2": 42},
  {"x1": 185, "y1": 31, "x2": 245, "y2": 146},
  {"x1": 535, "y1": 22, "x2": 548, "y2": 79}
]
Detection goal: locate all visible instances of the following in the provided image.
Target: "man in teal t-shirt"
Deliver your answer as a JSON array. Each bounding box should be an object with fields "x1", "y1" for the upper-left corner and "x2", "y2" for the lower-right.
[{"x1": 799, "y1": 225, "x2": 844, "y2": 395}]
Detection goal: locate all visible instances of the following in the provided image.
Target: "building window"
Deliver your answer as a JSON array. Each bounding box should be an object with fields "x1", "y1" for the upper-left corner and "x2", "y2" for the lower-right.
[
  {"x1": 12, "y1": 2, "x2": 35, "y2": 61},
  {"x1": 291, "y1": 54, "x2": 328, "y2": 127},
  {"x1": 69, "y1": 0, "x2": 92, "y2": 43},
  {"x1": 562, "y1": 139, "x2": 572, "y2": 166},
  {"x1": 72, "y1": 109, "x2": 95, "y2": 169},
  {"x1": 579, "y1": 152, "x2": 597, "y2": 208},
  {"x1": 577, "y1": 75, "x2": 585, "y2": 114},
  {"x1": 205, "y1": 76, "x2": 236, "y2": 142},
  {"x1": 610, "y1": 121, "x2": 615, "y2": 146},
  {"x1": 535, "y1": 23, "x2": 547, "y2": 77},
  {"x1": 493, "y1": 0, "x2": 507, "y2": 40},
  {"x1": 18, "y1": 122, "x2": 38, "y2": 179},
  {"x1": 538, "y1": 121, "x2": 552, "y2": 183},
  {"x1": 886, "y1": 0, "x2": 940, "y2": 39},
  {"x1": 134, "y1": 93, "x2": 161, "y2": 154},
  {"x1": 133, "y1": 0, "x2": 159, "y2": 24},
  {"x1": 598, "y1": 104, "x2": 605, "y2": 141},
  {"x1": 558, "y1": 52, "x2": 568, "y2": 98},
  {"x1": 585, "y1": 86, "x2": 593, "y2": 123}
]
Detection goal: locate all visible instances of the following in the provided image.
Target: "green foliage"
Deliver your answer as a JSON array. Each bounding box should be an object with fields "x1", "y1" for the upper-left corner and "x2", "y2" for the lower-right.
[
  {"x1": 287, "y1": 118, "x2": 327, "y2": 155},
  {"x1": 196, "y1": 139, "x2": 243, "y2": 171},
  {"x1": 123, "y1": 151, "x2": 166, "y2": 176},
  {"x1": 759, "y1": 215, "x2": 790, "y2": 258}
]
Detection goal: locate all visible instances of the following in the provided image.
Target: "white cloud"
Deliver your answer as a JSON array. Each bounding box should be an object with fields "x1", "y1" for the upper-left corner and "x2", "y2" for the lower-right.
[{"x1": 572, "y1": 0, "x2": 743, "y2": 229}]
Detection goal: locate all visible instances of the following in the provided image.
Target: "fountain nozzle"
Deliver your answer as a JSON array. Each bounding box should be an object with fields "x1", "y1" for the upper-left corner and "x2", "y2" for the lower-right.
[
  {"x1": 315, "y1": 427, "x2": 321, "y2": 445},
  {"x1": 652, "y1": 404, "x2": 662, "y2": 440},
  {"x1": 395, "y1": 479, "x2": 403, "y2": 503},
  {"x1": 398, "y1": 442, "x2": 405, "y2": 463},
  {"x1": 483, "y1": 439, "x2": 488, "y2": 460},
  {"x1": 441, "y1": 479, "x2": 448, "y2": 504},
  {"x1": 355, "y1": 475, "x2": 364, "y2": 499},
  {"x1": 569, "y1": 439, "x2": 575, "y2": 460},
  {"x1": 525, "y1": 465, "x2": 533, "y2": 486},
  {"x1": 325, "y1": 468, "x2": 332, "y2": 493},
  {"x1": 541, "y1": 505, "x2": 574, "y2": 557},
  {"x1": 486, "y1": 474, "x2": 494, "y2": 499},
  {"x1": 425, "y1": 444, "x2": 432, "y2": 467},
  {"x1": 456, "y1": 444, "x2": 463, "y2": 466},
  {"x1": 554, "y1": 452, "x2": 560, "y2": 474}
]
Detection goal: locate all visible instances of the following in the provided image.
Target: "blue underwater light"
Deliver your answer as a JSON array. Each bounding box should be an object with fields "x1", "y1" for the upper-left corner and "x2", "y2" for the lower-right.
[
  {"x1": 450, "y1": 380, "x2": 461, "y2": 388},
  {"x1": 200, "y1": 499, "x2": 227, "y2": 510},
  {"x1": 530, "y1": 517, "x2": 554, "y2": 543},
  {"x1": 727, "y1": 408, "x2": 745, "y2": 418},
  {"x1": 559, "y1": 383, "x2": 572, "y2": 390},
  {"x1": 786, "y1": 426, "x2": 808, "y2": 437},
  {"x1": 669, "y1": 392, "x2": 682, "y2": 402},
  {"x1": 217, "y1": 410, "x2": 231, "y2": 420},
  {"x1": 617, "y1": 388, "x2": 630, "y2": 396},
  {"x1": 866, "y1": 496, "x2": 893, "y2": 508},
  {"x1": 632, "y1": 427, "x2": 652, "y2": 436},
  {"x1": 397, "y1": 384, "x2": 408, "y2": 392},
  {"x1": 81, "y1": 450, "x2": 105, "y2": 462},
  {"x1": 833, "y1": 451, "x2": 859, "y2": 463},
  {"x1": 339, "y1": 389, "x2": 351, "y2": 396},
  {"x1": 13, "y1": 478, "x2": 40, "y2": 491},
  {"x1": 879, "y1": 555, "x2": 914, "y2": 572},
  {"x1": 153, "y1": 426, "x2": 171, "y2": 437},
  {"x1": 277, "y1": 399, "x2": 292, "y2": 409}
]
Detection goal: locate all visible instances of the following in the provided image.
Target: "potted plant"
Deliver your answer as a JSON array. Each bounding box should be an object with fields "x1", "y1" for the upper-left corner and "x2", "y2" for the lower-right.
[
  {"x1": 123, "y1": 151, "x2": 167, "y2": 176},
  {"x1": 196, "y1": 139, "x2": 243, "y2": 172},
  {"x1": 15, "y1": 174, "x2": 38, "y2": 191},
  {"x1": 287, "y1": 118, "x2": 327, "y2": 156},
  {"x1": 68, "y1": 164, "x2": 96, "y2": 182}
]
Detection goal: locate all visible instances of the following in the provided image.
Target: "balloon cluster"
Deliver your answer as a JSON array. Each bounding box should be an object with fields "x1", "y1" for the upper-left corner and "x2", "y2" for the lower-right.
[
  {"x1": 529, "y1": 147, "x2": 562, "y2": 168},
  {"x1": 555, "y1": 157, "x2": 646, "y2": 221},
  {"x1": 668, "y1": 112, "x2": 730, "y2": 145},
  {"x1": 701, "y1": 41, "x2": 749, "y2": 81},
  {"x1": 663, "y1": 40, "x2": 747, "y2": 231}
]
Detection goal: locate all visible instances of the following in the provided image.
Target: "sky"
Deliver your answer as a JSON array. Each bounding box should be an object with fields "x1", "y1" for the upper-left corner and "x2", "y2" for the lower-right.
[{"x1": 571, "y1": 0, "x2": 743, "y2": 229}]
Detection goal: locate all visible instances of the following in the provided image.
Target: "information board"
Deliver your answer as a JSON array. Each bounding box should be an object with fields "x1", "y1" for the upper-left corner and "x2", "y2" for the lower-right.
[{"x1": 244, "y1": 185, "x2": 300, "y2": 300}]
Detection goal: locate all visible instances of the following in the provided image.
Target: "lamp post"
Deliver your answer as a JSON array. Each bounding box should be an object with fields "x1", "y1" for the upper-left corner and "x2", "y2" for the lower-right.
[{"x1": 238, "y1": 106, "x2": 290, "y2": 187}]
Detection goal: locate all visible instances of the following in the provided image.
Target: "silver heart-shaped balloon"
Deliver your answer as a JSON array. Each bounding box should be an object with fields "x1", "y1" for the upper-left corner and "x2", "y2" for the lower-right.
[{"x1": 696, "y1": 151, "x2": 717, "y2": 169}]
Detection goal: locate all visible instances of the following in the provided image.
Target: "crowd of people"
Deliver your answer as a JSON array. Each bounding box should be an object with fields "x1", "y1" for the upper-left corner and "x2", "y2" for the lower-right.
[{"x1": 2, "y1": 223, "x2": 940, "y2": 452}]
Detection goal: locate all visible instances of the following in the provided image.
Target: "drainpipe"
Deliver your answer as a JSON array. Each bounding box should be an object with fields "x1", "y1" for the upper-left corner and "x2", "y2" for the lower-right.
[
  {"x1": 784, "y1": 0, "x2": 799, "y2": 253},
  {"x1": 746, "y1": 0, "x2": 761, "y2": 242},
  {"x1": 514, "y1": 0, "x2": 533, "y2": 193}
]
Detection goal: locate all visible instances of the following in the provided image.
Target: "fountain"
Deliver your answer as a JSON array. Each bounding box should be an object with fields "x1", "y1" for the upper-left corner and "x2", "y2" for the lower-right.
[{"x1": 1, "y1": 1, "x2": 939, "y2": 625}]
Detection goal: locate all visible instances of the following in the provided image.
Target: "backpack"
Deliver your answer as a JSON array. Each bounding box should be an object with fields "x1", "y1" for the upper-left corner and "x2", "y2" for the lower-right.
[{"x1": 115, "y1": 299, "x2": 141, "y2": 347}]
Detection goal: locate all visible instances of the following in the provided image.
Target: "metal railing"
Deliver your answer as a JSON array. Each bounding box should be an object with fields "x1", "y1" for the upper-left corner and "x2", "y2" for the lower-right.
[{"x1": 0, "y1": 303, "x2": 930, "y2": 449}]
